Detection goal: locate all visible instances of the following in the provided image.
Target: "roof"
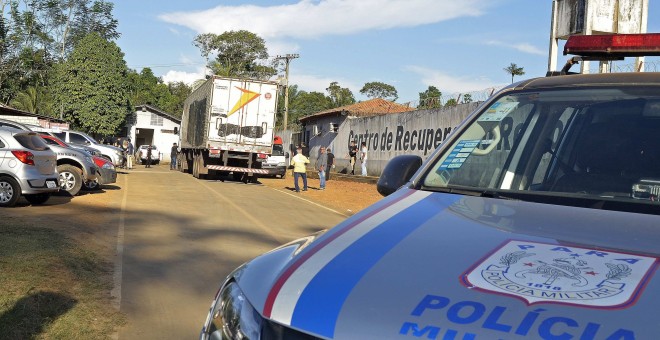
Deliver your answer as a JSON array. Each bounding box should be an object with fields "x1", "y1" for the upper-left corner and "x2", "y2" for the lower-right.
[
  {"x1": 299, "y1": 98, "x2": 415, "y2": 122},
  {"x1": 135, "y1": 104, "x2": 181, "y2": 124},
  {"x1": 517, "y1": 72, "x2": 660, "y2": 90},
  {"x1": 0, "y1": 103, "x2": 68, "y2": 123}
]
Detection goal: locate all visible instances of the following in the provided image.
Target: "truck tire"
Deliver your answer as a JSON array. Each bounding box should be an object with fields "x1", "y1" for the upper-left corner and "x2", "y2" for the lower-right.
[
  {"x1": 0, "y1": 176, "x2": 20, "y2": 207},
  {"x1": 24, "y1": 193, "x2": 51, "y2": 205},
  {"x1": 58, "y1": 164, "x2": 83, "y2": 196}
]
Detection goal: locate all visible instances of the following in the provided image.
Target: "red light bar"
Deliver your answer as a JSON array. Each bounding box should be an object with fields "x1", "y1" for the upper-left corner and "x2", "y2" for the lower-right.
[{"x1": 564, "y1": 33, "x2": 660, "y2": 57}]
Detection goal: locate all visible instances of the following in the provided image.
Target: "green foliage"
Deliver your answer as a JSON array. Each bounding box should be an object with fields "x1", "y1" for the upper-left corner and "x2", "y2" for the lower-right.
[
  {"x1": 326, "y1": 81, "x2": 355, "y2": 108},
  {"x1": 504, "y1": 62, "x2": 525, "y2": 83},
  {"x1": 51, "y1": 32, "x2": 130, "y2": 135},
  {"x1": 462, "y1": 93, "x2": 473, "y2": 104},
  {"x1": 444, "y1": 98, "x2": 457, "y2": 107},
  {"x1": 127, "y1": 68, "x2": 191, "y2": 118},
  {"x1": 418, "y1": 86, "x2": 442, "y2": 109},
  {"x1": 9, "y1": 85, "x2": 51, "y2": 114},
  {"x1": 194, "y1": 30, "x2": 276, "y2": 80},
  {"x1": 359, "y1": 81, "x2": 398, "y2": 101}
]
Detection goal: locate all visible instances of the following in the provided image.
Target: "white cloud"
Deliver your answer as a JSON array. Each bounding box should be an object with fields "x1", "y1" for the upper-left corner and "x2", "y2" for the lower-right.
[
  {"x1": 161, "y1": 67, "x2": 207, "y2": 85},
  {"x1": 486, "y1": 40, "x2": 545, "y2": 55},
  {"x1": 159, "y1": 0, "x2": 492, "y2": 39},
  {"x1": 405, "y1": 65, "x2": 498, "y2": 94}
]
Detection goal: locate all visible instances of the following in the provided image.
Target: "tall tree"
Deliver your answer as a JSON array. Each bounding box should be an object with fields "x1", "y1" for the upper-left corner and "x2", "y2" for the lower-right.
[
  {"x1": 418, "y1": 86, "x2": 442, "y2": 109},
  {"x1": 326, "y1": 81, "x2": 355, "y2": 108},
  {"x1": 193, "y1": 30, "x2": 276, "y2": 80},
  {"x1": 51, "y1": 32, "x2": 130, "y2": 135},
  {"x1": 359, "y1": 81, "x2": 398, "y2": 101},
  {"x1": 504, "y1": 63, "x2": 525, "y2": 83},
  {"x1": 462, "y1": 93, "x2": 473, "y2": 104}
]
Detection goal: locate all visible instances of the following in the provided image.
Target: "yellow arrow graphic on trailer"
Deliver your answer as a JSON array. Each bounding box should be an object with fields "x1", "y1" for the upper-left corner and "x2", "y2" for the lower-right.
[{"x1": 228, "y1": 87, "x2": 261, "y2": 117}]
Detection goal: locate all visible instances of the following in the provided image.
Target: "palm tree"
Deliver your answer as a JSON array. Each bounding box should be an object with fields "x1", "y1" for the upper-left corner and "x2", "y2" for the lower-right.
[
  {"x1": 10, "y1": 86, "x2": 40, "y2": 113},
  {"x1": 504, "y1": 63, "x2": 525, "y2": 83}
]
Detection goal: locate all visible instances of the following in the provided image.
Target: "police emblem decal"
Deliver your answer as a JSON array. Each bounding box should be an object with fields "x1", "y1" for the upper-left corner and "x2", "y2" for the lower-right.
[{"x1": 463, "y1": 240, "x2": 657, "y2": 308}]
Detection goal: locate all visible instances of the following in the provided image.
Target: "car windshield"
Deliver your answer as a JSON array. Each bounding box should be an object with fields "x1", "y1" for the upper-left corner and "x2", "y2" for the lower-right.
[
  {"x1": 15, "y1": 133, "x2": 49, "y2": 151},
  {"x1": 422, "y1": 86, "x2": 660, "y2": 210},
  {"x1": 272, "y1": 144, "x2": 284, "y2": 156}
]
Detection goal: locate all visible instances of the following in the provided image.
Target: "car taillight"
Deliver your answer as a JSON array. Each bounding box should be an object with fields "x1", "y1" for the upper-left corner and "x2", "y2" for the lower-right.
[
  {"x1": 258, "y1": 153, "x2": 268, "y2": 159},
  {"x1": 11, "y1": 150, "x2": 35, "y2": 165}
]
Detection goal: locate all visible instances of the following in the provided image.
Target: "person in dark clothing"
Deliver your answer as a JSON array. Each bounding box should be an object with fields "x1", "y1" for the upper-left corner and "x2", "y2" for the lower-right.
[
  {"x1": 301, "y1": 142, "x2": 310, "y2": 157},
  {"x1": 146, "y1": 145, "x2": 153, "y2": 168},
  {"x1": 348, "y1": 141, "x2": 358, "y2": 175},
  {"x1": 326, "y1": 148, "x2": 335, "y2": 180},
  {"x1": 170, "y1": 142, "x2": 178, "y2": 170}
]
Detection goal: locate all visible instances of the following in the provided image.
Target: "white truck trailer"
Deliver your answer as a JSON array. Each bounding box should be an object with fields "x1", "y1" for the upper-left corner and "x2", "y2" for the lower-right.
[{"x1": 179, "y1": 76, "x2": 279, "y2": 182}]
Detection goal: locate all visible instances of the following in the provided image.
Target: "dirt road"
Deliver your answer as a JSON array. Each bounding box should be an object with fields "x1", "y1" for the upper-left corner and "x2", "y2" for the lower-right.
[{"x1": 115, "y1": 165, "x2": 349, "y2": 338}]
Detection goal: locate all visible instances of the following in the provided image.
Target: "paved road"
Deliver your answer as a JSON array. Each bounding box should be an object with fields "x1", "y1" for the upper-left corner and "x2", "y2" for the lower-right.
[{"x1": 116, "y1": 165, "x2": 347, "y2": 339}]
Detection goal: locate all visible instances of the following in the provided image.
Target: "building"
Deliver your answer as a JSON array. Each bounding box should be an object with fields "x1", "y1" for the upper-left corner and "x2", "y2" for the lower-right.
[
  {"x1": 126, "y1": 105, "x2": 181, "y2": 163},
  {"x1": 0, "y1": 104, "x2": 70, "y2": 130}
]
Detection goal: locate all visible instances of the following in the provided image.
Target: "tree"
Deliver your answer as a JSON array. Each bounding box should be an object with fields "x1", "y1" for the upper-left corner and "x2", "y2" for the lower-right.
[
  {"x1": 326, "y1": 81, "x2": 355, "y2": 108},
  {"x1": 51, "y1": 32, "x2": 130, "y2": 135},
  {"x1": 9, "y1": 85, "x2": 51, "y2": 114},
  {"x1": 418, "y1": 86, "x2": 442, "y2": 109},
  {"x1": 359, "y1": 81, "x2": 398, "y2": 101},
  {"x1": 462, "y1": 93, "x2": 473, "y2": 104},
  {"x1": 193, "y1": 30, "x2": 276, "y2": 80},
  {"x1": 444, "y1": 98, "x2": 457, "y2": 107},
  {"x1": 504, "y1": 63, "x2": 525, "y2": 83}
]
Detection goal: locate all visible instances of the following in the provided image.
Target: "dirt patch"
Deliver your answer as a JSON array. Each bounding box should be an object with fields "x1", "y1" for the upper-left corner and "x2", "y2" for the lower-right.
[{"x1": 259, "y1": 175, "x2": 384, "y2": 216}]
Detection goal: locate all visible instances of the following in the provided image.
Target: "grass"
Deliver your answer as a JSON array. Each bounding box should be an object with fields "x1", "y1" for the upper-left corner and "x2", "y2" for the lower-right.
[{"x1": 0, "y1": 225, "x2": 124, "y2": 339}]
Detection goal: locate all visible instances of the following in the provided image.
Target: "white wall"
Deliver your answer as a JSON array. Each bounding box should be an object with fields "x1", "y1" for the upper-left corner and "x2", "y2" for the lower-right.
[{"x1": 128, "y1": 110, "x2": 180, "y2": 163}]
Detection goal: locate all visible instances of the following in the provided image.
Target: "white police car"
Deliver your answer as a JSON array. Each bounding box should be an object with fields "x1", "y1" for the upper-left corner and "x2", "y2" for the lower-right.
[{"x1": 201, "y1": 34, "x2": 660, "y2": 339}]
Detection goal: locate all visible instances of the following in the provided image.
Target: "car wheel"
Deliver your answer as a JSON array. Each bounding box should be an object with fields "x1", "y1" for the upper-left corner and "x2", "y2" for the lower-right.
[
  {"x1": 0, "y1": 176, "x2": 20, "y2": 207},
  {"x1": 24, "y1": 193, "x2": 51, "y2": 205},
  {"x1": 83, "y1": 179, "x2": 100, "y2": 191},
  {"x1": 58, "y1": 164, "x2": 83, "y2": 196}
]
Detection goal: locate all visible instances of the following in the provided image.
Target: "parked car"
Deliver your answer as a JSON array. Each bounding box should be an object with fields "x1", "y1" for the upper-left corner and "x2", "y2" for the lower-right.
[
  {"x1": 262, "y1": 140, "x2": 288, "y2": 179},
  {"x1": 0, "y1": 129, "x2": 59, "y2": 207},
  {"x1": 83, "y1": 155, "x2": 117, "y2": 191},
  {"x1": 38, "y1": 134, "x2": 99, "y2": 196},
  {"x1": 200, "y1": 34, "x2": 660, "y2": 339},
  {"x1": 137, "y1": 145, "x2": 160, "y2": 164},
  {"x1": 47, "y1": 130, "x2": 125, "y2": 167}
]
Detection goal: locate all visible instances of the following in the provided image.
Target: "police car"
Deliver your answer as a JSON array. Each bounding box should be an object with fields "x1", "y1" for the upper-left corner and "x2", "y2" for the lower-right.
[{"x1": 200, "y1": 34, "x2": 660, "y2": 339}]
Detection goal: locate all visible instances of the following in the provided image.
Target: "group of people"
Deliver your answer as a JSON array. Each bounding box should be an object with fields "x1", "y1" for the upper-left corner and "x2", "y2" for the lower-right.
[{"x1": 290, "y1": 140, "x2": 367, "y2": 193}]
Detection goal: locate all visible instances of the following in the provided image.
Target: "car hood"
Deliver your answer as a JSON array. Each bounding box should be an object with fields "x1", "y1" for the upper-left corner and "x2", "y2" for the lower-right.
[{"x1": 234, "y1": 189, "x2": 660, "y2": 339}]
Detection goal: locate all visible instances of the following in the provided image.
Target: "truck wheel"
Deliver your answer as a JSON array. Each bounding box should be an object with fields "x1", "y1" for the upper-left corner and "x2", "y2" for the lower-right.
[
  {"x1": 58, "y1": 164, "x2": 83, "y2": 196},
  {"x1": 232, "y1": 172, "x2": 243, "y2": 182},
  {"x1": 24, "y1": 193, "x2": 51, "y2": 205},
  {"x1": 0, "y1": 176, "x2": 20, "y2": 207}
]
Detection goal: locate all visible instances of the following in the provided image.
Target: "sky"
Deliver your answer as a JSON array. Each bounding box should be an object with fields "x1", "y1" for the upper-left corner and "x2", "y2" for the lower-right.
[{"x1": 112, "y1": 0, "x2": 660, "y2": 104}]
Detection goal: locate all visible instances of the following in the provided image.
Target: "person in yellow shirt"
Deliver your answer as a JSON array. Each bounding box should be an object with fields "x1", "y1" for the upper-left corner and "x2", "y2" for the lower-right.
[{"x1": 291, "y1": 146, "x2": 310, "y2": 192}]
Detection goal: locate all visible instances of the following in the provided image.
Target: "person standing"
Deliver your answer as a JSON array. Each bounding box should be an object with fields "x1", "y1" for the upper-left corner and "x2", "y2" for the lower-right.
[
  {"x1": 145, "y1": 145, "x2": 153, "y2": 168},
  {"x1": 326, "y1": 148, "x2": 335, "y2": 180},
  {"x1": 170, "y1": 142, "x2": 179, "y2": 170},
  {"x1": 126, "y1": 138, "x2": 134, "y2": 169},
  {"x1": 348, "y1": 141, "x2": 358, "y2": 175},
  {"x1": 315, "y1": 147, "x2": 328, "y2": 190},
  {"x1": 360, "y1": 142, "x2": 368, "y2": 176},
  {"x1": 291, "y1": 147, "x2": 310, "y2": 192}
]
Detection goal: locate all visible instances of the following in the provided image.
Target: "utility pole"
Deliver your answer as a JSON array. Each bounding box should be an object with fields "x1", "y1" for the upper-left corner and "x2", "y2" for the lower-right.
[{"x1": 275, "y1": 54, "x2": 299, "y2": 131}]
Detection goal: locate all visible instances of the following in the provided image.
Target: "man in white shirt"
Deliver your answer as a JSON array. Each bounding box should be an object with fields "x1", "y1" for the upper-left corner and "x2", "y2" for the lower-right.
[{"x1": 360, "y1": 142, "x2": 368, "y2": 176}]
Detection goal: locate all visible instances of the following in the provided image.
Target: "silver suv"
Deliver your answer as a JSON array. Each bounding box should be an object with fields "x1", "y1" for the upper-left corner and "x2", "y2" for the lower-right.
[
  {"x1": 0, "y1": 129, "x2": 59, "y2": 207},
  {"x1": 49, "y1": 130, "x2": 125, "y2": 167},
  {"x1": 39, "y1": 134, "x2": 99, "y2": 196}
]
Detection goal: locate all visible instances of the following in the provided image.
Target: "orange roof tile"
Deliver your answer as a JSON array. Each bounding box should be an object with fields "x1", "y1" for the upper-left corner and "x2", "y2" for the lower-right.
[{"x1": 299, "y1": 98, "x2": 414, "y2": 122}]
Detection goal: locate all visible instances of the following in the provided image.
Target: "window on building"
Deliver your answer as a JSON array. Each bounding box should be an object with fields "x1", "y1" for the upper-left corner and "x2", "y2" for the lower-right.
[{"x1": 150, "y1": 113, "x2": 163, "y2": 126}]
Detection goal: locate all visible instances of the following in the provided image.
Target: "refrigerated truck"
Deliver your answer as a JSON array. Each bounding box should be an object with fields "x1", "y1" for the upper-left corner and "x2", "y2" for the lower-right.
[{"x1": 179, "y1": 76, "x2": 279, "y2": 182}]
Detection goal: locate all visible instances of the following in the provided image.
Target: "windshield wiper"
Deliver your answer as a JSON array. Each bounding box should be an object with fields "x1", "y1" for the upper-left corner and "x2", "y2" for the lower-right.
[{"x1": 424, "y1": 186, "x2": 519, "y2": 201}]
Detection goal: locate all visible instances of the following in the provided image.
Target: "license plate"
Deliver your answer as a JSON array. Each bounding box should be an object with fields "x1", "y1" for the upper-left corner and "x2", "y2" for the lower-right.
[{"x1": 46, "y1": 181, "x2": 57, "y2": 189}]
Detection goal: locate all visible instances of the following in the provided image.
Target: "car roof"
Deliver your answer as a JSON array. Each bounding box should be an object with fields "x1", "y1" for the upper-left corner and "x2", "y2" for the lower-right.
[{"x1": 514, "y1": 72, "x2": 660, "y2": 91}]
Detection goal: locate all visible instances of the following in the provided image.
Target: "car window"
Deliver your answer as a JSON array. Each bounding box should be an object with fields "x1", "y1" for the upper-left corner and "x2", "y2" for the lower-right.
[
  {"x1": 53, "y1": 132, "x2": 66, "y2": 140},
  {"x1": 41, "y1": 137, "x2": 59, "y2": 146},
  {"x1": 14, "y1": 134, "x2": 49, "y2": 151},
  {"x1": 422, "y1": 86, "x2": 660, "y2": 209},
  {"x1": 272, "y1": 144, "x2": 284, "y2": 156},
  {"x1": 0, "y1": 138, "x2": 5, "y2": 148},
  {"x1": 69, "y1": 132, "x2": 89, "y2": 144}
]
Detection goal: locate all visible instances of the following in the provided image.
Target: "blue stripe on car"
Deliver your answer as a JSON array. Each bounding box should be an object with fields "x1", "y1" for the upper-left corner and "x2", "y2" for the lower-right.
[{"x1": 290, "y1": 193, "x2": 460, "y2": 338}]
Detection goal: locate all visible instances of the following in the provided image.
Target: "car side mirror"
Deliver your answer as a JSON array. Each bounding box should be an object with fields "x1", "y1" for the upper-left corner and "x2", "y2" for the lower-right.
[{"x1": 377, "y1": 155, "x2": 423, "y2": 197}]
